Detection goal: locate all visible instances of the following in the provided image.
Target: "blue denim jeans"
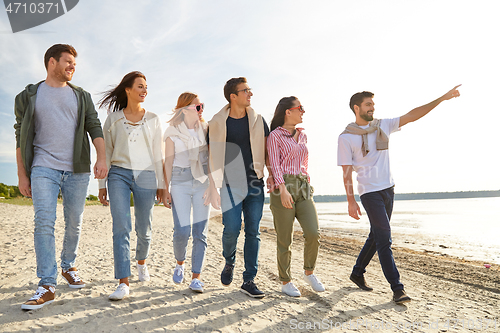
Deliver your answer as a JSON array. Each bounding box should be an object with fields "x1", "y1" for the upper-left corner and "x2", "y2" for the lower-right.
[
  {"x1": 353, "y1": 186, "x2": 404, "y2": 291},
  {"x1": 30, "y1": 166, "x2": 90, "y2": 287},
  {"x1": 171, "y1": 166, "x2": 210, "y2": 274},
  {"x1": 221, "y1": 182, "x2": 264, "y2": 282},
  {"x1": 108, "y1": 166, "x2": 157, "y2": 280}
]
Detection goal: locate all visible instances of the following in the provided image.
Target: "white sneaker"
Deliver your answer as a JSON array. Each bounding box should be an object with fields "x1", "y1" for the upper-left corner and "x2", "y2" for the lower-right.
[
  {"x1": 173, "y1": 264, "x2": 185, "y2": 284},
  {"x1": 303, "y1": 273, "x2": 325, "y2": 292},
  {"x1": 189, "y1": 278, "x2": 204, "y2": 293},
  {"x1": 109, "y1": 283, "x2": 129, "y2": 300},
  {"x1": 137, "y1": 263, "x2": 150, "y2": 282},
  {"x1": 282, "y1": 282, "x2": 301, "y2": 297}
]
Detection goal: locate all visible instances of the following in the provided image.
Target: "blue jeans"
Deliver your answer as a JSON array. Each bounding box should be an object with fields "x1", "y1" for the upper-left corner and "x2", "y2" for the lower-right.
[
  {"x1": 353, "y1": 186, "x2": 404, "y2": 291},
  {"x1": 171, "y1": 166, "x2": 210, "y2": 274},
  {"x1": 30, "y1": 166, "x2": 90, "y2": 287},
  {"x1": 221, "y1": 182, "x2": 264, "y2": 282},
  {"x1": 108, "y1": 166, "x2": 157, "y2": 280}
]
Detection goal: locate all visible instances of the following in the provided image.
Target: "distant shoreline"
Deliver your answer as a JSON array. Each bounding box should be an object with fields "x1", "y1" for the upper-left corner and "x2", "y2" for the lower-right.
[
  {"x1": 265, "y1": 190, "x2": 500, "y2": 204},
  {"x1": 1, "y1": 189, "x2": 498, "y2": 205},
  {"x1": 316, "y1": 190, "x2": 500, "y2": 202}
]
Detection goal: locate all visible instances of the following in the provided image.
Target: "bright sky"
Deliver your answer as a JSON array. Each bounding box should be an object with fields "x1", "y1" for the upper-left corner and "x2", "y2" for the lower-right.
[{"x1": 1, "y1": 0, "x2": 499, "y2": 196}]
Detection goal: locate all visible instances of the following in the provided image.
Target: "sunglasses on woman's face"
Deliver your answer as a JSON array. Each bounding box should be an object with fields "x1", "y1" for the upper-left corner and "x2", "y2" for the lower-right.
[
  {"x1": 288, "y1": 105, "x2": 305, "y2": 112},
  {"x1": 186, "y1": 103, "x2": 204, "y2": 112}
]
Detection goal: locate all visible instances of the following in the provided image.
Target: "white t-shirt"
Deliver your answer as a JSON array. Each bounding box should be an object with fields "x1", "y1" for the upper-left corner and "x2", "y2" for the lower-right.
[
  {"x1": 337, "y1": 118, "x2": 400, "y2": 196},
  {"x1": 169, "y1": 129, "x2": 208, "y2": 168},
  {"x1": 122, "y1": 117, "x2": 152, "y2": 173}
]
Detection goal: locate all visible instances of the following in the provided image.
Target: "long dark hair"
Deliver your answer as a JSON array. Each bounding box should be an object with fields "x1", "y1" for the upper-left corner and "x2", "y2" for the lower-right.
[
  {"x1": 270, "y1": 96, "x2": 298, "y2": 134},
  {"x1": 99, "y1": 71, "x2": 146, "y2": 113}
]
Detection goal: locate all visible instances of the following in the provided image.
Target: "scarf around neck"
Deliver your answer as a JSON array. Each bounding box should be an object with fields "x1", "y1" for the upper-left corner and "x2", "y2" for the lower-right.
[
  {"x1": 164, "y1": 121, "x2": 208, "y2": 183},
  {"x1": 341, "y1": 119, "x2": 388, "y2": 157},
  {"x1": 208, "y1": 104, "x2": 265, "y2": 188}
]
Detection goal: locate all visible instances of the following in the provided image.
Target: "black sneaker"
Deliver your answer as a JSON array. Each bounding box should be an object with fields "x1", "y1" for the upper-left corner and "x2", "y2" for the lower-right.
[
  {"x1": 350, "y1": 273, "x2": 373, "y2": 291},
  {"x1": 393, "y1": 289, "x2": 411, "y2": 304},
  {"x1": 221, "y1": 264, "x2": 234, "y2": 286},
  {"x1": 240, "y1": 280, "x2": 265, "y2": 298}
]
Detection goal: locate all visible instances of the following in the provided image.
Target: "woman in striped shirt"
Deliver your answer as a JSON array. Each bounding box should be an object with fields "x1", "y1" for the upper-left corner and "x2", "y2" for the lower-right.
[{"x1": 267, "y1": 96, "x2": 324, "y2": 297}]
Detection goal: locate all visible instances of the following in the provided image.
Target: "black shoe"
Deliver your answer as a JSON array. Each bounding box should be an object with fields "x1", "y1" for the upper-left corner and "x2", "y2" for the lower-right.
[
  {"x1": 393, "y1": 289, "x2": 411, "y2": 304},
  {"x1": 240, "y1": 280, "x2": 265, "y2": 298},
  {"x1": 221, "y1": 264, "x2": 234, "y2": 286},
  {"x1": 350, "y1": 273, "x2": 373, "y2": 291}
]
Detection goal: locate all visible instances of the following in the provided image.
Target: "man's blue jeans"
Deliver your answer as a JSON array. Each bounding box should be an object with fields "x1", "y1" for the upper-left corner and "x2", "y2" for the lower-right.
[
  {"x1": 30, "y1": 166, "x2": 90, "y2": 287},
  {"x1": 352, "y1": 186, "x2": 404, "y2": 291},
  {"x1": 221, "y1": 182, "x2": 264, "y2": 282},
  {"x1": 108, "y1": 166, "x2": 157, "y2": 280}
]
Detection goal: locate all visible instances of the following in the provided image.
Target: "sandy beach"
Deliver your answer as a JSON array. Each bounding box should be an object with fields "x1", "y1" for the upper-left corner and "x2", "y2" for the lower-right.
[{"x1": 0, "y1": 202, "x2": 499, "y2": 332}]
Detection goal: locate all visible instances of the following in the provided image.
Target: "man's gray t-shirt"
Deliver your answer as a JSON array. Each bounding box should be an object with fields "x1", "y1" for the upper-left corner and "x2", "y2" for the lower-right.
[{"x1": 32, "y1": 82, "x2": 78, "y2": 172}]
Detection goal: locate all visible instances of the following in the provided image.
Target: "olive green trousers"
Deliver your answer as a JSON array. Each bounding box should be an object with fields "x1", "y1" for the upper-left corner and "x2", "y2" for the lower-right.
[{"x1": 270, "y1": 174, "x2": 320, "y2": 282}]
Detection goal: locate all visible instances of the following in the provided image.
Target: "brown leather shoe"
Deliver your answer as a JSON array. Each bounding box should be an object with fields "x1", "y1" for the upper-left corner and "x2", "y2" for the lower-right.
[
  {"x1": 350, "y1": 273, "x2": 374, "y2": 291},
  {"x1": 61, "y1": 267, "x2": 86, "y2": 288},
  {"x1": 21, "y1": 285, "x2": 55, "y2": 310},
  {"x1": 393, "y1": 289, "x2": 411, "y2": 304}
]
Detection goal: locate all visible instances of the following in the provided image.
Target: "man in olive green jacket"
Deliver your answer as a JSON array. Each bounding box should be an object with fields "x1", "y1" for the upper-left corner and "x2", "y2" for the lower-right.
[{"x1": 14, "y1": 44, "x2": 107, "y2": 310}]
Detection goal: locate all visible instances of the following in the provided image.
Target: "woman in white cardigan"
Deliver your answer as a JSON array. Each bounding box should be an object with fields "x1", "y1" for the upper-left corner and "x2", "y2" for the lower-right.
[
  {"x1": 98, "y1": 71, "x2": 164, "y2": 300},
  {"x1": 164, "y1": 92, "x2": 210, "y2": 293}
]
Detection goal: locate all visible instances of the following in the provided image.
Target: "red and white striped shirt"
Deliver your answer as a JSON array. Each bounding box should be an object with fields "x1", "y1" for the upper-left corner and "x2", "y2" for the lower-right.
[{"x1": 267, "y1": 126, "x2": 309, "y2": 185}]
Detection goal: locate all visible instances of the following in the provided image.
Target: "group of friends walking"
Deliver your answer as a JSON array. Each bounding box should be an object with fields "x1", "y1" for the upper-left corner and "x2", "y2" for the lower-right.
[{"x1": 14, "y1": 44, "x2": 461, "y2": 310}]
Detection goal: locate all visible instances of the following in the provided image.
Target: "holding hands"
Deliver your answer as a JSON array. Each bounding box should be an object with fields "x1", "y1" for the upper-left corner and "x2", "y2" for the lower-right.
[
  {"x1": 206, "y1": 185, "x2": 221, "y2": 210},
  {"x1": 266, "y1": 175, "x2": 276, "y2": 193},
  {"x1": 98, "y1": 188, "x2": 108, "y2": 206},
  {"x1": 93, "y1": 160, "x2": 108, "y2": 179},
  {"x1": 163, "y1": 190, "x2": 172, "y2": 209}
]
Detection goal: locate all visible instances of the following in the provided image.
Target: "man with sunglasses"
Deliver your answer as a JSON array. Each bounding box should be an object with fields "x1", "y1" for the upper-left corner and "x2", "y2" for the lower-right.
[
  {"x1": 207, "y1": 77, "x2": 273, "y2": 298},
  {"x1": 337, "y1": 85, "x2": 461, "y2": 305}
]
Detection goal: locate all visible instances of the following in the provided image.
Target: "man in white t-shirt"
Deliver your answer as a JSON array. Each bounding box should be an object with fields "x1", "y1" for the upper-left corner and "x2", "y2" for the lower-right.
[{"x1": 337, "y1": 85, "x2": 461, "y2": 304}]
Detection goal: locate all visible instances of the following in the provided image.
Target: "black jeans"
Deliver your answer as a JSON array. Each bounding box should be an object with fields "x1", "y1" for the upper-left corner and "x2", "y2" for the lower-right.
[{"x1": 352, "y1": 186, "x2": 404, "y2": 291}]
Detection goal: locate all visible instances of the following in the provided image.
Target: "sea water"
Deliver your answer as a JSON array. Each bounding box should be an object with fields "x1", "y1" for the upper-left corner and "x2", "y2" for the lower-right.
[{"x1": 262, "y1": 197, "x2": 500, "y2": 264}]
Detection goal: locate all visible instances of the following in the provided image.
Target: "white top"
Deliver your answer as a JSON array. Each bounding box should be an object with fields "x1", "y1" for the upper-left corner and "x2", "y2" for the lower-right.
[
  {"x1": 121, "y1": 116, "x2": 154, "y2": 172},
  {"x1": 337, "y1": 117, "x2": 400, "y2": 196},
  {"x1": 168, "y1": 128, "x2": 208, "y2": 168},
  {"x1": 99, "y1": 110, "x2": 165, "y2": 189}
]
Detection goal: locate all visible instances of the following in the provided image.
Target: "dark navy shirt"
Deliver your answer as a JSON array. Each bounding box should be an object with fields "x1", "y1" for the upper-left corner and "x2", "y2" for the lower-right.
[{"x1": 208, "y1": 114, "x2": 269, "y2": 185}]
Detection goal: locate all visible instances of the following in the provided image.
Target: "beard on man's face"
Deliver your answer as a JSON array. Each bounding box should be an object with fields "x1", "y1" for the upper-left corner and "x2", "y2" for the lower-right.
[{"x1": 360, "y1": 113, "x2": 373, "y2": 122}]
